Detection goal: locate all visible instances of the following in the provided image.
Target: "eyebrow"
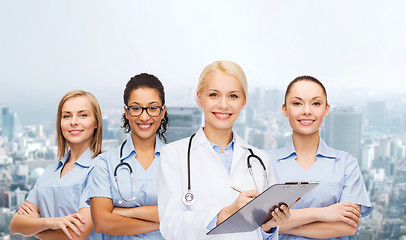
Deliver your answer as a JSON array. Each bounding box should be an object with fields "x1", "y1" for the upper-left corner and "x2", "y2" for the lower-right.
[
  {"x1": 207, "y1": 89, "x2": 242, "y2": 93},
  {"x1": 62, "y1": 109, "x2": 91, "y2": 113},
  {"x1": 129, "y1": 101, "x2": 160, "y2": 105},
  {"x1": 290, "y1": 96, "x2": 323, "y2": 100}
]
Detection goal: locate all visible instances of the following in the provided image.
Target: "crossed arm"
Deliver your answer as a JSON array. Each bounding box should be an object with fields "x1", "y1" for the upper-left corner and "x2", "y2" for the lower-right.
[
  {"x1": 279, "y1": 202, "x2": 361, "y2": 238},
  {"x1": 90, "y1": 197, "x2": 159, "y2": 236},
  {"x1": 10, "y1": 201, "x2": 93, "y2": 240}
]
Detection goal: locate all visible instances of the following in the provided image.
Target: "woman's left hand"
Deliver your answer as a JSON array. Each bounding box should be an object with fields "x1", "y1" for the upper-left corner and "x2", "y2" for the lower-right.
[
  {"x1": 261, "y1": 204, "x2": 291, "y2": 232},
  {"x1": 17, "y1": 202, "x2": 40, "y2": 218}
]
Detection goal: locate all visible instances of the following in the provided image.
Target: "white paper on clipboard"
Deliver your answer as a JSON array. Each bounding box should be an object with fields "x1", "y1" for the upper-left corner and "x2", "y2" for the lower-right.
[{"x1": 207, "y1": 182, "x2": 319, "y2": 235}]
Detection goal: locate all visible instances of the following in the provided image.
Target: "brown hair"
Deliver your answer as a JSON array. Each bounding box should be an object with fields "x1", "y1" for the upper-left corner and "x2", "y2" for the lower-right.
[
  {"x1": 284, "y1": 75, "x2": 328, "y2": 106},
  {"x1": 56, "y1": 90, "x2": 103, "y2": 159}
]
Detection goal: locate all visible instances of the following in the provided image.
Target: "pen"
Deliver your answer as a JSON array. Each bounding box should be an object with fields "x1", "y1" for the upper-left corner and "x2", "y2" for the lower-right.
[{"x1": 231, "y1": 186, "x2": 245, "y2": 193}]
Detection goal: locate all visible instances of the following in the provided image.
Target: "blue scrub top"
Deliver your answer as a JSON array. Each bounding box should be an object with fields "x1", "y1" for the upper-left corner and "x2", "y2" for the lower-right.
[
  {"x1": 269, "y1": 137, "x2": 372, "y2": 240},
  {"x1": 26, "y1": 147, "x2": 102, "y2": 240},
  {"x1": 87, "y1": 134, "x2": 164, "y2": 240}
]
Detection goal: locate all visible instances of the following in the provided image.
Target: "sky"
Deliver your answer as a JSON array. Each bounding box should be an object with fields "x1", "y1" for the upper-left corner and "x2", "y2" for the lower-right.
[{"x1": 1, "y1": 0, "x2": 406, "y2": 125}]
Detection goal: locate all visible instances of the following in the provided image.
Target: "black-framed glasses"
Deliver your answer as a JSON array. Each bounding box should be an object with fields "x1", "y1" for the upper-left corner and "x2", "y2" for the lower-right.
[{"x1": 126, "y1": 105, "x2": 163, "y2": 117}]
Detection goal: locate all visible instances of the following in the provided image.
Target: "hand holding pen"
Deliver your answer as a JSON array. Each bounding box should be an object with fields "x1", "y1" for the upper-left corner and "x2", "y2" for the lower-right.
[{"x1": 217, "y1": 187, "x2": 259, "y2": 225}]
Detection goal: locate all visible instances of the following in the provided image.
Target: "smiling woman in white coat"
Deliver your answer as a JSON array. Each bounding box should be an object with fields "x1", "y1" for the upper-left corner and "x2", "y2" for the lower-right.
[{"x1": 158, "y1": 60, "x2": 291, "y2": 240}]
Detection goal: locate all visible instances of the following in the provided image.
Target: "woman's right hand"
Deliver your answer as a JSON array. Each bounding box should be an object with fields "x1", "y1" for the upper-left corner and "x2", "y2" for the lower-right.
[
  {"x1": 318, "y1": 202, "x2": 361, "y2": 227},
  {"x1": 46, "y1": 213, "x2": 86, "y2": 239},
  {"x1": 217, "y1": 190, "x2": 259, "y2": 224}
]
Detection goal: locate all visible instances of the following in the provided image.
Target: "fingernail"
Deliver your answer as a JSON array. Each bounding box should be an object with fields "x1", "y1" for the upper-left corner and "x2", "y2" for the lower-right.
[{"x1": 80, "y1": 227, "x2": 84, "y2": 232}]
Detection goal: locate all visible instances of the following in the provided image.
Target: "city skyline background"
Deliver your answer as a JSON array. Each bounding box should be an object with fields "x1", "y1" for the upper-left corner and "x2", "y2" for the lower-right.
[
  {"x1": 1, "y1": 2, "x2": 406, "y2": 238},
  {"x1": 1, "y1": 1, "x2": 406, "y2": 126}
]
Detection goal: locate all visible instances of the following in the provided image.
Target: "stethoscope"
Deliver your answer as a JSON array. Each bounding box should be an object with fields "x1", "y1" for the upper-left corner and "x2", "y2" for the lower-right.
[
  {"x1": 182, "y1": 133, "x2": 270, "y2": 206},
  {"x1": 114, "y1": 140, "x2": 136, "y2": 205}
]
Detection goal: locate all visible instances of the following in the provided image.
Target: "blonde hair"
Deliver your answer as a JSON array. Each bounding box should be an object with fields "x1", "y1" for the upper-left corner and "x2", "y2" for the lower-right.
[
  {"x1": 56, "y1": 90, "x2": 103, "y2": 159},
  {"x1": 197, "y1": 60, "x2": 248, "y2": 97}
]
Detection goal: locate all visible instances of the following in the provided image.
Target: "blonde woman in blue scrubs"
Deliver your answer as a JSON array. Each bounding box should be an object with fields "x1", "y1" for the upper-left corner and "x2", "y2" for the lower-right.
[
  {"x1": 88, "y1": 73, "x2": 167, "y2": 240},
  {"x1": 269, "y1": 76, "x2": 371, "y2": 239},
  {"x1": 10, "y1": 90, "x2": 103, "y2": 240}
]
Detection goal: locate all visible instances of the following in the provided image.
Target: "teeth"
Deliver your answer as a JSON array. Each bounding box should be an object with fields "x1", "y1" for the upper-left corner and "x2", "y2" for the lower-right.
[
  {"x1": 300, "y1": 120, "x2": 313, "y2": 123},
  {"x1": 139, "y1": 124, "x2": 151, "y2": 129},
  {"x1": 216, "y1": 113, "x2": 230, "y2": 118}
]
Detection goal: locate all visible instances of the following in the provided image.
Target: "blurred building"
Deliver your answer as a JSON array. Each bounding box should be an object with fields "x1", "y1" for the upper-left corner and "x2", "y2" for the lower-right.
[
  {"x1": 165, "y1": 107, "x2": 202, "y2": 143},
  {"x1": 322, "y1": 107, "x2": 362, "y2": 160},
  {"x1": 262, "y1": 89, "x2": 283, "y2": 113},
  {"x1": 366, "y1": 101, "x2": 386, "y2": 132},
  {"x1": 1, "y1": 108, "x2": 14, "y2": 142}
]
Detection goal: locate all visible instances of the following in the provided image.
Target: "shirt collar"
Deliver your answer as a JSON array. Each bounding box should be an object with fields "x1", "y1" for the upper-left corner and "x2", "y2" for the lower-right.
[
  {"x1": 192, "y1": 127, "x2": 249, "y2": 150},
  {"x1": 191, "y1": 127, "x2": 211, "y2": 149},
  {"x1": 276, "y1": 136, "x2": 338, "y2": 161},
  {"x1": 120, "y1": 134, "x2": 165, "y2": 160},
  {"x1": 316, "y1": 137, "x2": 339, "y2": 159},
  {"x1": 56, "y1": 147, "x2": 93, "y2": 170},
  {"x1": 208, "y1": 132, "x2": 235, "y2": 153}
]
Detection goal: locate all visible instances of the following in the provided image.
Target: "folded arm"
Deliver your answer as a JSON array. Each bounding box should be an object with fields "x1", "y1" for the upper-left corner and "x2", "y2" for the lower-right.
[
  {"x1": 34, "y1": 207, "x2": 94, "y2": 240},
  {"x1": 282, "y1": 221, "x2": 358, "y2": 238},
  {"x1": 10, "y1": 201, "x2": 92, "y2": 240},
  {"x1": 113, "y1": 205, "x2": 159, "y2": 223},
  {"x1": 90, "y1": 197, "x2": 159, "y2": 235},
  {"x1": 279, "y1": 202, "x2": 361, "y2": 238}
]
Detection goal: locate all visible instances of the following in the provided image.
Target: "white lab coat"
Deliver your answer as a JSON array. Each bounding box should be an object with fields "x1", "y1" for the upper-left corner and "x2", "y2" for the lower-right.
[{"x1": 158, "y1": 127, "x2": 277, "y2": 240}]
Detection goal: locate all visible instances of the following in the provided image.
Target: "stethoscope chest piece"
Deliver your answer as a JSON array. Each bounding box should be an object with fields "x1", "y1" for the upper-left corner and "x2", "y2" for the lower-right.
[{"x1": 182, "y1": 191, "x2": 195, "y2": 206}]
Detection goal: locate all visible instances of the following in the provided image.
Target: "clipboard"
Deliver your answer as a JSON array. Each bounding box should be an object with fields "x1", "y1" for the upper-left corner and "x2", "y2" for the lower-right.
[{"x1": 207, "y1": 182, "x2": 319, "y2": 235}]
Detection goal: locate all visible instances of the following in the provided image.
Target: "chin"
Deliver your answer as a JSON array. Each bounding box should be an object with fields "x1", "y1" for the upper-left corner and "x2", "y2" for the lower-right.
[{"x1": 134, "y1": 130, "x2": 156, "y2": 139}]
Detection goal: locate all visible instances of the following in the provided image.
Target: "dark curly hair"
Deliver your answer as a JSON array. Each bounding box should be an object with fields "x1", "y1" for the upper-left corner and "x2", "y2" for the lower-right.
[{"x1": 121, "y1": 73, "x2": 169, "y2": 143}]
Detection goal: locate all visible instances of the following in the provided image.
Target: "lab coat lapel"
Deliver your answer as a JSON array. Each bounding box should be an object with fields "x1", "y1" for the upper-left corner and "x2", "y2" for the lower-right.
[
  {"x1": 230, "y1": 133, "x2": 250, "y2": 175},
  {"x1": 192, "y1": 127, "x2": 225, "y2": 169},
  {"x1": 193, "y1": 127, "x2": 232, "y2": 194}
]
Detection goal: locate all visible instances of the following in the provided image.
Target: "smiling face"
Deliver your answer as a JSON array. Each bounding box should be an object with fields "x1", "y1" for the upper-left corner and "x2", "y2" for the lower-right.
[
  {"x1": 197, "y1": 70, "x2": 246, "y2": 133},
  {"x1": 60, "y1": 96, "x2": 97, "y2": 149},
  {"x1": 124, "y1": 87, "x2": 166, "y2": 142},
  {"x1": 283, "y1": 80, "x2": 330, "y2": 137}
]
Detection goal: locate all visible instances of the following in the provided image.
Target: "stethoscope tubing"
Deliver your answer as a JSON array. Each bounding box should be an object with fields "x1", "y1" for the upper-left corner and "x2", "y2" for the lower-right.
[
  {"x1": 114, "y1": 140, "x2": 136, "y2": 204},
  {"x1": 183, "y1": 133, "x2": 268, "y2": 206},
  {"x1": 186, "y1": 133, "x2": 196, "y2": 192}
]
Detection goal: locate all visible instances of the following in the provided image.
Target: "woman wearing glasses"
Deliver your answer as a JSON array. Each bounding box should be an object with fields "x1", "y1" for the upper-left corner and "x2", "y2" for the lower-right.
[
  {"x1": 10, "y1": 90, "x2": 103, "y2": 240},
  {"x1": 88, "y1": 73, "x2": 167, "y2": 240}
]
